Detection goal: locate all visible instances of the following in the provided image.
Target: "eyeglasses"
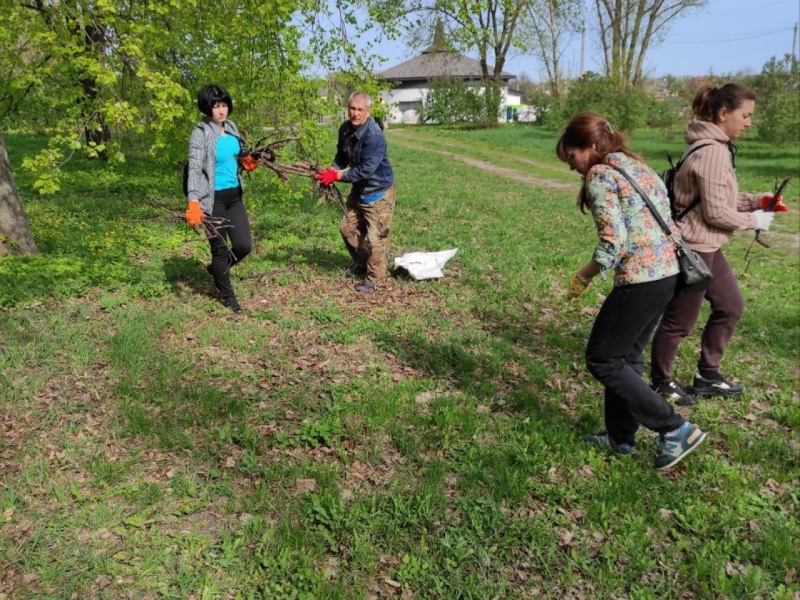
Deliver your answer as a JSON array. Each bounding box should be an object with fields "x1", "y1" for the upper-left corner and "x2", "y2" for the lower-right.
[{"x1": 566, "y1": 149, "x2": 577, "y2": 162}]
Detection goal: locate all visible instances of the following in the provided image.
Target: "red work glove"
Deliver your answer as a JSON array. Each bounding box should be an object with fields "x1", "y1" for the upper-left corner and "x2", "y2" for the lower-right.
[
  {"x1": 240, "y1": 154, "x2": 259, "y2": 172},
  {"x1": 760, "y1": 195, "x2": 788, "y2": 212},
  {"x1": 315, "y1": 168, "x2": 340, "y2": 186},
  {"x1": 185, "y1": 200, "x2": 204, "y2": 228}
]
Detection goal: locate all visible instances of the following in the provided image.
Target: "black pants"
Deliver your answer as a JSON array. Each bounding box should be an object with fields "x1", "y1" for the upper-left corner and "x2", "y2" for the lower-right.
[
  {"x1": 585, "y1": 276, "x2": 684, "y2": 445},
  {"x1": 207, "y1": 187, "x2": 251, "y2": 299}
]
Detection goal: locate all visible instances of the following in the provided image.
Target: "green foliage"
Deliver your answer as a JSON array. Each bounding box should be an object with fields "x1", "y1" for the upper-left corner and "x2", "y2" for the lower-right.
[
  {"x1": 1, "y1": 127, "x2": 798, "y2": 599},
  {"x1": 420, "y1": 76, "x2": 501, "y2": 127},
  {"x1": 0, "y1": 0, "x2": 378, "y2": 194},
  {"x1": 521, "y1": 87, "x2": 559, "y2": 127},
  {"x1": 560, "y1": 72, "x2": 652, "y2": 131},
  {"x1": 747, "y1": 54, "x2": 800, "y2": 146}
]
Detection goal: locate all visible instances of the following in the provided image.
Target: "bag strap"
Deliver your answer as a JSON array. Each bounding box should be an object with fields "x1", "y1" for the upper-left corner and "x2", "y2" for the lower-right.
[
  {"x1": 605, "y1": 164, "x2": 673, "y2": 241},
  {"x1": 673, "y1": 143, "x2": 713, "y2": 222}
]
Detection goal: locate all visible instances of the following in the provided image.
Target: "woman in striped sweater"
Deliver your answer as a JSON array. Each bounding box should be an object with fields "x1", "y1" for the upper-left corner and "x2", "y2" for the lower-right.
[{"x1": 650, "y1": 83, "x2": 786, "y2": 404}]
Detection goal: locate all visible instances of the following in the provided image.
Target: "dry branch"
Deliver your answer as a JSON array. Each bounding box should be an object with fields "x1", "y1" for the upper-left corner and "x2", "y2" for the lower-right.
[
  {"x1": 241, "y1": 139, "x2": 348, "y2": 213},
  {"x1": 157, "y1": 203, "x2": 239, "y2": 265}
]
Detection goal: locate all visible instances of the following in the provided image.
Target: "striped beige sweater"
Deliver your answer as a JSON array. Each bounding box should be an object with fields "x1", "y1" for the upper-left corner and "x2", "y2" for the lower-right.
[{"x1": 673, "y1": 119, "x2": 761, "y2": 253}]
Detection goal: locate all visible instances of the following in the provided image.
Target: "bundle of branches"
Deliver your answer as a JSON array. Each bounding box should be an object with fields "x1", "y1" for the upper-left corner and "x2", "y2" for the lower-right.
[
  {"x1": 158, "y1": 203, "x2": 240, "y2": 266},
  {"x1": 240, "y1": 137, "x2": 346, "y2": 212}
]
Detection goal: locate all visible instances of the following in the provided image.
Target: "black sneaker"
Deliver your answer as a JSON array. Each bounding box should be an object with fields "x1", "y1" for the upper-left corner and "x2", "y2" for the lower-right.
[
  {"x1": 651, "y1": 380, "x2": 697, "y2": 406},
  {"x1": 222, "y1": 296, "x2": 243, "y2": 314},
  {"x1": 345, "y1": 264, "x2": 367, "y2": 278},
  {"x1": 692, "y1": 372, "x2": 742, "y2": 398}
]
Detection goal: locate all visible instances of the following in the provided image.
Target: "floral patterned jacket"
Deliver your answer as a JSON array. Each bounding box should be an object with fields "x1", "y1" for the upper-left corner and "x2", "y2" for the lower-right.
[{"x1": 585, "y1": 152, "x2": 679, "y2": 287}]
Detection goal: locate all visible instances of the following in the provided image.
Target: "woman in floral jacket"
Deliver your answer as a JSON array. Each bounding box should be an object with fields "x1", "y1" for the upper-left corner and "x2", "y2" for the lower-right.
[{"x1": 556, "y1": 112, "x2": 706, "y2": 471}]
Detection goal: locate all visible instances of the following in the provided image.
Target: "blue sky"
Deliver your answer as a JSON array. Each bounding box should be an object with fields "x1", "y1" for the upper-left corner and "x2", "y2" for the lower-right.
[{"x1": 365, "y1": 0, "x2": 799, "y2": 80}]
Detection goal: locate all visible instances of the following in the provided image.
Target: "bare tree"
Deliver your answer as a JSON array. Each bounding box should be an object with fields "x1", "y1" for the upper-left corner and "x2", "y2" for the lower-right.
[
  {"x1": 593, "y1": 0, "x2": 707, "y2": 87},
  {"x1": 519, "y1": 0, "x2": 581, "y2": 98},
  {"x1": 0, "y1": 131, "x2": 37, "y2": 256}
]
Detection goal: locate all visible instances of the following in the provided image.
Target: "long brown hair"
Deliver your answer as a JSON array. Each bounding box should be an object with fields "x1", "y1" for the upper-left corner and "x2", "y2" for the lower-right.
[
  {"x1": 692, "y1": 83, "x2": 756, "y2": 123},
  {"x1": 556, "y1": 112, "x2": 644, "y2": 213}
]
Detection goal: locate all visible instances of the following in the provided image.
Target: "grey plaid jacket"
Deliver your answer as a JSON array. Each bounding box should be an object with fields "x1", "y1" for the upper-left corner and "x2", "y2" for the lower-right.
[{"x1": 186, "y1": 119, "x2": 244, "y2": 213}]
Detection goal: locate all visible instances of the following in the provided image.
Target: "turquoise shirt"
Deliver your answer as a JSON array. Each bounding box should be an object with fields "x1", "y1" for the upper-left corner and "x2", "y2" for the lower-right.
[{"x1": 214, "y1": 133, "x2": 240, "y2": 191}]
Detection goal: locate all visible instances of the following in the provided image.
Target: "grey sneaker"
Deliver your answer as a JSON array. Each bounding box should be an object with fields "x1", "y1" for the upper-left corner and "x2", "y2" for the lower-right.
[
  {"x1": 584, "y1": 431, "x2": 634, "y2": 455},
  {"x1": 692, "y1": 372, "x2": 743, "y2": 398},
  {"x1": 652, "y1": 380, "x2": 697, "y2": 406},
  {"x1": 654, "y1": 422, "x2": 707, "y2": 471},
  {"x1": 355, "y1": 280, "x2": 375, "y2": 294}
]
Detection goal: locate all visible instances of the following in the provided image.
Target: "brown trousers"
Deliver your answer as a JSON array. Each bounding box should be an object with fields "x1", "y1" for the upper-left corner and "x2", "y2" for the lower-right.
[
  {"x1": 340, "y1": 186, "x2": 396, "y2": 284},
  {"x1": 650, "y1": 249, "x2": 744, "y2": 382}
]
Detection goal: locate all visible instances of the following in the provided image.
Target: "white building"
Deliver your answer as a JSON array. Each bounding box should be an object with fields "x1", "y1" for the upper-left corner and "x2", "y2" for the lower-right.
[{"x1": 378, "y1": 44, "x2": 519, "y2": 125}]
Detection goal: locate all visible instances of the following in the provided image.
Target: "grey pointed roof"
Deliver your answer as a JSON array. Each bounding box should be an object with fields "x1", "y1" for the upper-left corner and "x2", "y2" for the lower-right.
[{"x1": 378, "y1": 47, "x2": 516, "y2": 82}]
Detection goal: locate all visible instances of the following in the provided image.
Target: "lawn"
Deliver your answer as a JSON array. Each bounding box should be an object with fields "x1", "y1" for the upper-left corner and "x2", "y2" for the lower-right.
[{"x1": 1, "y1": 124, "x2": 798, "y2": 599}]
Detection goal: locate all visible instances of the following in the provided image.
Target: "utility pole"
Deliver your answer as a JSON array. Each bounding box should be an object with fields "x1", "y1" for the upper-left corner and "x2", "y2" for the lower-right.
[
  {"x1": 792, "y1": 22, "x2": 798, "y2": 69},
  {"x1": 579, "y1": 22, "x2": 585, "y2": 77}
]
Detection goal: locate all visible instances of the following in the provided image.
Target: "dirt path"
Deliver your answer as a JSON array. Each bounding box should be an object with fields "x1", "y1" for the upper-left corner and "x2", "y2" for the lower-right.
[{"x1": 387, "y1": 130, "x2": 576, "y2": 190}]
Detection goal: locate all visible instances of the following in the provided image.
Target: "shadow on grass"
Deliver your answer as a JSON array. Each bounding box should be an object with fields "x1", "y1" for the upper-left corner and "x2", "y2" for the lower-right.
[
  {"x1": 255, "y1": 246, "x2": 352, "y2": 275},
  {"x1": 375, "y1": 329, "x2": 571, "y2": 427},
  {"x1": 162, "y1": 255, "x2": 214, "y2": 296}
]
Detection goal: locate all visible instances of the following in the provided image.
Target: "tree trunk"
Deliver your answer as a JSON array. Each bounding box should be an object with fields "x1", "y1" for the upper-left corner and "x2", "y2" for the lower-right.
[
  {"x1": 80, "y1": 20, "x2": 111, "y2": 160},
  {"x1": 0, "y1": 130, "x2": 38, "y2": 256}
]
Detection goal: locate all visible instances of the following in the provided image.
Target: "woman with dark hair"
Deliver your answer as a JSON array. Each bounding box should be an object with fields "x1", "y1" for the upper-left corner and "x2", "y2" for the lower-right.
[
  {"x1": 557, "y1": 111, "x2": 707, "y2": 471},
  {"x1": 649, "y1": 83, "x2": 787, "y2": 404},
  {"x1": 185, "y1": 84, "x2": 253, "y2": 314}
]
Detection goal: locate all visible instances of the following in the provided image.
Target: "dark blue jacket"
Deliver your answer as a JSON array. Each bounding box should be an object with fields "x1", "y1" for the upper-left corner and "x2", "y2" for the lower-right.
[{"x1": 333, "y1": 117, "x2": 394, "y2": 202}]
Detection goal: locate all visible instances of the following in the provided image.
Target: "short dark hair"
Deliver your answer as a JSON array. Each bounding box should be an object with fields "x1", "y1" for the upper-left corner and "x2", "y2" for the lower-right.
[{"x1": 197, "y1": 84, "x2": 234, "y2": 117}]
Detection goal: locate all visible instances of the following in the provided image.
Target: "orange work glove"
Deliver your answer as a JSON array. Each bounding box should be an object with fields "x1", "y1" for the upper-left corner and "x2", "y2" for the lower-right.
[
  {"x1": 240, "y1": 154, "x2": 259, "y2": 172},
  {"x1": 185, "y1": 200, "x2": 204, "y2": 228},
  {"x1": 567, "y1": 274, "x2": 591, "y2": 300},
  {"x1": 315, "y1": 168, "x2": 340, "y2": 186},
  {"x1": 760, "y1": 195, "x2": 788, "y2": 212}
]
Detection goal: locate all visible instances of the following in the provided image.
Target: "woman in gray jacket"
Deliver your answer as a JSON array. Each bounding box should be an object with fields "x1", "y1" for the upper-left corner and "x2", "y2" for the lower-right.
[{"x1": 185, "y1": 84, "x2": 252, "y2": 314}]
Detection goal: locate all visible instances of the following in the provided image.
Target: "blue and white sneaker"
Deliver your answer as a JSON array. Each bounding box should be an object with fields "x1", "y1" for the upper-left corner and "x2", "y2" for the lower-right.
[
  {"x1": 584, "y1": 431, "x2": 634, "y2": 455},
  {"x1": 654, "y1": 422, "x2": 707, "y2": 471}
]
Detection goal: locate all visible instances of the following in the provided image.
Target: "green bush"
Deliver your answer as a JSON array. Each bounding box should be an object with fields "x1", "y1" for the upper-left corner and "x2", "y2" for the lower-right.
[
  {"x1": 748, "y1": 55, "x2": 800, "y2": 145},
  {"x1": 420, "y1": 76, "x2": 501, "y2": 128},
  {"x1": 523, "y1": 88, "x2": 561, "y2": 128},
  {"x1": 561, "y1": 72, "x2": 651, "y2": 131}
]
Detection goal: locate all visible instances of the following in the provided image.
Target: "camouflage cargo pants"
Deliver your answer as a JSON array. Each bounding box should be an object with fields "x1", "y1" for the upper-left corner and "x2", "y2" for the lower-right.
[{"x1": 339, "y1": 186, "x2": 396, "y2": 284}]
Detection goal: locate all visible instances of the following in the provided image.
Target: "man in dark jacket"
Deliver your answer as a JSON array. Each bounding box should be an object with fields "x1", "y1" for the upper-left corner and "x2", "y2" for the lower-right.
[{"x1": 317, "y1": 92, "x2": 396, "y2": 294}]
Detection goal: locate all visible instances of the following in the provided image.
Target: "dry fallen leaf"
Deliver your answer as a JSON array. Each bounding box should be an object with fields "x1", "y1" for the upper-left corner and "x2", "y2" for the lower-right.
[{"x1": 294, "y1": 478, "x2": 317, "y2": 493}]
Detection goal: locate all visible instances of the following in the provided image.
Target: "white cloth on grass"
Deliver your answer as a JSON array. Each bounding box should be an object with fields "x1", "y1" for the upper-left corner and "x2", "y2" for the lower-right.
[{"x1": 393, "y1": 249, "x2": 458, "y2": 280}]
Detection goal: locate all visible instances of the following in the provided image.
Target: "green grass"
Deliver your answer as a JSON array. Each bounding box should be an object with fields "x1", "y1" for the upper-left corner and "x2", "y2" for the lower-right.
[{"x1": 0, "y1": 125, "x2": 798, "y2": 599}]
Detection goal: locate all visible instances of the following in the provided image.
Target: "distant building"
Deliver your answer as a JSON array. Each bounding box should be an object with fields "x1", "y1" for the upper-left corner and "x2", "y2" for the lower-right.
[{"x1": 377, "y1": 28, "x2": 519, "y2": 124}]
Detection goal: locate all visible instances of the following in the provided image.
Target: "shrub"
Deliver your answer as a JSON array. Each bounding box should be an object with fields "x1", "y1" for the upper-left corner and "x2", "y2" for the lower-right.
[
  {"x1": 420, "y1": 76, "x2": 501, "y2": 128},
  {"x1": 748, "y1": 55, "x2": 800, "y2": 146},
  {"x1": 560, "y1": 72, "x2": 651, "y2": 131}
]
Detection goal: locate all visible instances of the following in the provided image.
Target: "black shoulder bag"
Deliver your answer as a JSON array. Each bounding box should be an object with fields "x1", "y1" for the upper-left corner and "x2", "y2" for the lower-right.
[{"x1": 606, "y1": 164, "x2": 713, "y2": 295}]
